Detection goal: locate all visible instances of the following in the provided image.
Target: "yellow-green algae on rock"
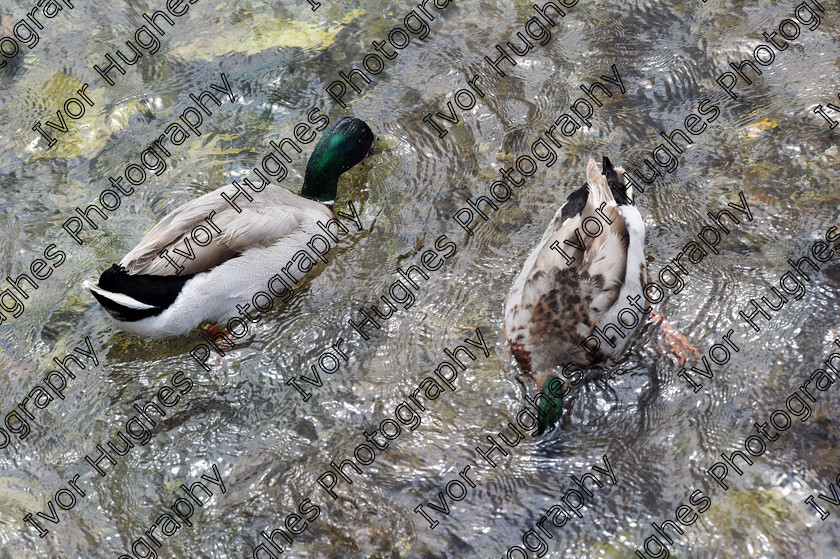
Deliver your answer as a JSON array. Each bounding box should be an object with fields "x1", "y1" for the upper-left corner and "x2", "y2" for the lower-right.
[{"x1": 170, "y1": 11, "x2": 365, "y2": 62}]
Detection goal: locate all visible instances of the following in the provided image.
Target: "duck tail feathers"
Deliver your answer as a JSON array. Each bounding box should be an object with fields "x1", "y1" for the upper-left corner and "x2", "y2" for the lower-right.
[
  {"x1": 85, "y1": 264, "x2": 194, "y2": 322},
  {"x1": 599, "y1": 156, "x2": 634, "y2": 205},
  {"x1": 85, "y1": 278, "x2": 162, "y2": 323}
]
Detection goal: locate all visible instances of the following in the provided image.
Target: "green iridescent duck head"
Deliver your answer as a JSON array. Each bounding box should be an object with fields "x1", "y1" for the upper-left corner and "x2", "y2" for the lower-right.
[{"x1": 301, "y1": 117, "x2": 374, "y2": 202}]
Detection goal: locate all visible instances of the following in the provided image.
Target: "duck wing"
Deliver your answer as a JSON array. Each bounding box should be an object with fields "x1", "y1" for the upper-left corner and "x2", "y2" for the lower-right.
[
  {"x1": 119, "y1": 185, "x2": 331, "y2": 276},
  {"x1": 505, "y1": 159, "x2": 646, "y2": 380}
]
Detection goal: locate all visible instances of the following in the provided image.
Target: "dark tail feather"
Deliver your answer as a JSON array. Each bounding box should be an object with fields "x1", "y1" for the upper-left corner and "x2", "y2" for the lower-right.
[
  {"x1": 89, "y1": 265, "x2": 193, "y2": 322},
  {"x1": 602, "y1": 156, "x2": 633, "y2": 205}
]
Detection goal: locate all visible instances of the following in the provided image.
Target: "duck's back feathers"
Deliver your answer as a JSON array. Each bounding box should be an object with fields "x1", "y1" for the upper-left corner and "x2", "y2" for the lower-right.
[
  {"x1": 87, "y1": 185, "x2": 333, "y2": 336},
  {"x1": 120, "y1": 186, "x2": 331, "y2": 276},
  {"x1": 504, "y1": 158, "x2": 646, "y2": 386}
]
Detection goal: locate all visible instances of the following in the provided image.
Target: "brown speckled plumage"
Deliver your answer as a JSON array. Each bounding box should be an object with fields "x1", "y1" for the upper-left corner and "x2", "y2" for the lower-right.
[{"x1": 504, "y1": 158, "x2": 648, "y2": 393}]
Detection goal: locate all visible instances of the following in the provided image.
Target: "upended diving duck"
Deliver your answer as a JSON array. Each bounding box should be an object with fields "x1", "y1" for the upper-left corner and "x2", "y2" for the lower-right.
[
  {"x1": 85, "y1": 117, "x2": 374, "y2": 337},
  {"x1": 504, "y1": 157, "x2": 692, "y2": 434}
]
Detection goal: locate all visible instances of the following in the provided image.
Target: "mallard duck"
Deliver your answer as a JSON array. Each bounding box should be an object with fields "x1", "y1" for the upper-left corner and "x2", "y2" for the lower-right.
[
  {"x1": 85, "y1": 116, "x2": 374, "y2": 338},
  {"x1": 504, "y1": 157, "x2": 647, "y2": 434}
]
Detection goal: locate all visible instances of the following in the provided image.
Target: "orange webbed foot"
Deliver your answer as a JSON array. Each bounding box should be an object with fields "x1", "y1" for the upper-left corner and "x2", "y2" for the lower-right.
[
  {"x1": 651, "y1": 311, "x2": 698, "y2": 366},
  {"x1": 204, "y1": 323, "x2": 236, "y2": 349}
]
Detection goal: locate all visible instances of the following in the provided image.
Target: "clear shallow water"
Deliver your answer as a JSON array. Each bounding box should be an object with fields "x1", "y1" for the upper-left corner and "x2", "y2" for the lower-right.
[{"x1": 1, "y1": 0, "x2": 839, "y2": 557}]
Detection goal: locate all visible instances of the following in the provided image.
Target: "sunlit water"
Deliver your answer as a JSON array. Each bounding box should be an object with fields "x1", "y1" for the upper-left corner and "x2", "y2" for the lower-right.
[{"x1": 1, "y1": 0, "x2": 840, "y2": 557}]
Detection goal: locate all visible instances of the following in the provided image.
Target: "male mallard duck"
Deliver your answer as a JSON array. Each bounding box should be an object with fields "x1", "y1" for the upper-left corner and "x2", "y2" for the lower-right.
[
  {"x1": 504, "y1": 157, "x2": 648, "y2": 434},
  {"x1": 85, "y1": 116, "x2": 374, "y2": 338}
]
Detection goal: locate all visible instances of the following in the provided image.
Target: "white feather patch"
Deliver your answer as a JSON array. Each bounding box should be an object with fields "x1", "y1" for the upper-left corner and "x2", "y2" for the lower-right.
[{"x1": 84, "y1": 280, "x2": 158, "y2": 310}]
